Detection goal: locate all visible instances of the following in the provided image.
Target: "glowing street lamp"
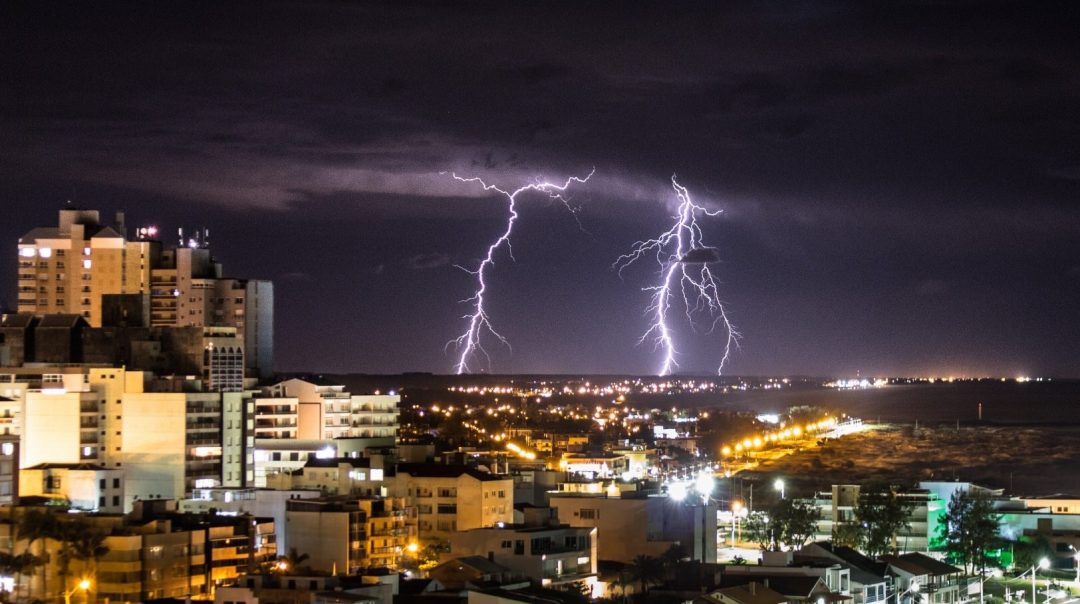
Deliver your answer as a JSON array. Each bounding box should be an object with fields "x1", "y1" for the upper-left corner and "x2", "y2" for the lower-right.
[
  {"x1": 1032, "y1": 557, "x2": 1050, "y2": 604},
  {"x1": 774, "y1": 478, "x2": 785, "y2": 500},
  {"x1": 62, "y1": 579, "x2": 90, "y2": 604},
  {"x1": 896, "y1": 579, "x2": 920, "y2": 604}
]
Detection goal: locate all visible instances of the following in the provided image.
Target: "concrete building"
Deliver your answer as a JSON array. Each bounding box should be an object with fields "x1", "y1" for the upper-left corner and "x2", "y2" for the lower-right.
[
  {"x1": 285, "y1": 497, "x2": 416, "y2": 574},
  {"x1": 267, "y1": 378, "x2": 399, "y2": 440},
  {"x1": 395, "y1": 463, "x2": 514, "y2": 544},
  {"x1": 180, "y1": 487, "x2": 321, "y2": 554},
  {"x1": 449, "y1": 506, "x2": 597, "y2": 590},
  {"x1": 17, "y1": 208, "x2": 156, "y2": 325},
  {"x1": 8, "y1": 366, "x2": 254, "y2": 511},
  {"x1": 16, "y1": 209, "x2": 274, "y2": 378},
  {"x1": 0, "y1": 500, "x2": 274, "y2": 603},
  {"x1": 805, "y1": 485, "x2": 945, "y2": 553},
  {"x1": 266, "y1": 457, "x2": 390, "y2": 498},
  {"x1": 550, "y1": 491, "x2": 719, "y2": 563}
]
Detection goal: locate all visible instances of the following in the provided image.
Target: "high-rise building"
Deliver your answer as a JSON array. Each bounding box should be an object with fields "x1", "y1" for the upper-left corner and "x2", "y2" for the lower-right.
[
  {"x1": 17, "y1": 209, "x2": 274, "y2": 378},
  {"x1": 17, "y1": 209, "x2": 156, "y2": 325}
]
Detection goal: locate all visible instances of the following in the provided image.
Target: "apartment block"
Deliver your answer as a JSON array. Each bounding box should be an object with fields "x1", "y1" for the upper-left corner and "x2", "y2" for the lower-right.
[
  {"x1": 804, "y1": 485, "x2": 945, "y2": 553},
  {"x1": 550, "y1": 491, "x2": 719, "y2": 563},
  {"x1": 449, "y1": 506, "x2": 597, "y2": 589},
  {"x1": 267, "y1": 378, "x2": 399, "y2": 440},
  {"x1": 395, "y1": 463, "x2": 514, "y2": 544},
  {"x1": 16, "y1": 209, "x2": 273, "y2": 378},
  {"x1": 17, "y1": 209, "x2": 156, "y2": 325},
  {"x1": 8, "y1": 367, "x2": 253, "y2": 511},
  {"x1": 0, "y1": 500, "x2": 275, "y2": 603},
  {"x1": 285, "y1": 497, "x2": 416, "y2": 574}
]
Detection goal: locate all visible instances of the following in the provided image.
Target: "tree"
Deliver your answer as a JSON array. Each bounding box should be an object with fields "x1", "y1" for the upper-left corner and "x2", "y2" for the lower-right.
[
  {"x1": 1012, "y1": 534, "x2": 1053, "y2": 572},
  {"x1": 16, "y1": 508, "x2": 59, "y2": 600},
  {"x1": 276, "y1": 548, "x2": 311, "y2": 574},
  {"x1": 612, "y1": 571, "x2": 634, "y2": 604},
  {"x1": 942, "y1": 490, "x2": 1000, "y2": 574},
  {"x1": 659, "y1": 543, "x2": 689, "y2": 582},
  {"x1": 831, "y1": 523, "x2": 862, "y2": 549},
  {"x1": 743, "y1": 498, "x2": 819, "y2": 551},
  {"x1": 62, "y1": 520, "x2": 109, "y2": 601},
  {"x1": 855, "y1": 482, "x2": 914, "y2": 557},
  {"x1": 629, "y1": 555, "x2": 664, "y2": 596}
]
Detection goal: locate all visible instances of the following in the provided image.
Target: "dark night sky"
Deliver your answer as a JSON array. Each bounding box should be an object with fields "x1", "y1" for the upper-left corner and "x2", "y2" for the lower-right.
[{"x1": 2, "y1": 2, "x2": 1079, "y2": 377}]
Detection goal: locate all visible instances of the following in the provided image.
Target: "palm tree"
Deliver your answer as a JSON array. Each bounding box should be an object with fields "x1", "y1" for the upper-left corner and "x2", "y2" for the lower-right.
[
  {"x1": 276, "y1": 548, "x2": 310, "y2": 574},
  {"x1": 62, "y1": 521, "x2": 109, "y2": 600},
  {"x1": 16, "y1": 508, "x2": 58, "y2": 600},
  {"x1": 613, "y1": 571, "x2": 634, "y2": 604},
  {"x1": 629, "y1": 555, "x2": 664, "y2": 597},
  {"x1": 660, "y1": 543, "x2": 688, "y2": 581}
]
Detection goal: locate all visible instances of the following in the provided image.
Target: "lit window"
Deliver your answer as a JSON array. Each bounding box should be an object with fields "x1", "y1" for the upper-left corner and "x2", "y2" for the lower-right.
[
  {"x1": 19, "y1": 248, "x2": 35, "y2": 258},
  {"x1": 82, "y1": 260, "x2": 91, "y2": 269},
  {"x1": 38, "y1": 248, "x2": 52, "y2": 258}
]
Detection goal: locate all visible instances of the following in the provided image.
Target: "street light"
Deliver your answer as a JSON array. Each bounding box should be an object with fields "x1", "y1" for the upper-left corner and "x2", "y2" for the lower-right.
[
  {"x1": 774, "y1": 478, "x2": 785, "y2": 500},
  {"x1": 62, "y1": 579, "x2": 90, "y2": 604},
  {"x1": 1024, "y1": 557, "x2": 1051, "y2": 604},
  {"x1": 896, "y1": 579, "x2": 920, "y2": 604}
]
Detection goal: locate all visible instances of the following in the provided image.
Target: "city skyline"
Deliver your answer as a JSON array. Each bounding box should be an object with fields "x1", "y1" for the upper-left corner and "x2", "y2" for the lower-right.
[{"x1": 3, "y1": 3, "x2": 1079, "y2": 377}]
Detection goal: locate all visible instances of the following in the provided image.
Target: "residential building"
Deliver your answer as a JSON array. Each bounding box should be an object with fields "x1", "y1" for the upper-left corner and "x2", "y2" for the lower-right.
[
  {"x1": 16, "y1": 209, "x2": 274, "y2": 378},
  {"x1": 428, "y1": 557, "x2": 520, "y2": 590},
  {"x1": 285, "y1": 497, "x2": 416, "y2": 574},
  {"x1": 0, "y1": 500, "x2": 275, "y2": 603},
  {"x1": 714, "y1": 576, "x2": 834, "y2": 604},
  {"x1": 880, "y1": 553, "x2": 963, "y2": 604},
  {"x1": 558, "y1": 452, "x2": 629, "y2": 480},
  {"x1": 449, "y1": 506, "x2": 597, "y2": 590},
  {"x1": 180, "y1": 487, "x2": 321, "y2": 554},
  {"x1": 265, "y1": 457, "x2": 390, "y2": 497},
  {"x1": 17, "y1": 208, "x2": 156, "y2": 325},
  {"x1": 395, "y1": 463, "x2": 514, "y2": 544},
  {"x1": 267, "y1": 378, "x2": 399, "y2": 440},
  {"x1": 10, "y1": 366, "x2": 253, "y2": 511},
  {"x1": 707, "y1": 582, "x2": 790, "y2": 604},
  {"x1": 795, "y1": 542, "x2": 891, "y2": 604},
  {"x1": 550, "y1": 491, "x2": 719, "y2": 563},
  {"x1": 804, "y1": 485, "x2": 945, "y2": 553}
]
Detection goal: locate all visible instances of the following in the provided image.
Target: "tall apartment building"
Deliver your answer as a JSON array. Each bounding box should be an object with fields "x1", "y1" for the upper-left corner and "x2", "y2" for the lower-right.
[
  {"x1": 17, "y1": 209, "x2": 274, "y2": 378},
  {"x1": 17, "y1": 209, "x2": 156, "y2": 325},
  {"x1": 9, "y1": 366, "x2": 254, "y2": 511}
]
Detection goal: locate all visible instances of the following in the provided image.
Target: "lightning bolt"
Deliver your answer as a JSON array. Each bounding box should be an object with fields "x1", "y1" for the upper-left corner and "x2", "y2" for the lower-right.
[
  {"x1": 447, "y1": 169, "x2": 593, "y2": 374},
  {"x1": 614, "y1": 175, "x2": 739, "y2": 376}
]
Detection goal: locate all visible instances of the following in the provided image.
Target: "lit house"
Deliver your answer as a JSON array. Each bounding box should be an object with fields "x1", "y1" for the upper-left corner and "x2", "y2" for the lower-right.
[{"x1": 449, "y1": 507, "x2": 597, "y2": 590}]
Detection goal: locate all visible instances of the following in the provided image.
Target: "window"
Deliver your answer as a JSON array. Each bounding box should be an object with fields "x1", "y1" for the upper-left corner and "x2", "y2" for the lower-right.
[
  {"x1": 501, "y1": 540, "x2": 512, "y2": 549},
  {"x1": 530, "y1": 537, "x2": 552, "y2": 554},
  {"x1": 578, "y1": 508, "x2": 598, "y2": 520},
  {"x1": 437, "y1": 504, "x2": 457, "y2": 514}
]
